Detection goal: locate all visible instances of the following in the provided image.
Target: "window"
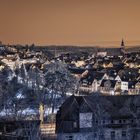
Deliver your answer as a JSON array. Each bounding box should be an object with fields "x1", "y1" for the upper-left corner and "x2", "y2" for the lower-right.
[
  {"x1": 102, "y1": 120, "x2": 105, "y2": 124},
  {"x1": 131, "y1": 119, "x2": 134, "y2": 123},
  {"x1": 73, "y1": 122, "x2": 77, "y2": 128},
  {"x1": 111, "y1": 120, "x2": 114, "y2": 124},
  {"x1": 123, "y1": 120, "x2": 126, "y2": 123},
  {"x1": 95, "y1": 120, "x2": 98, "y2": 124},
  {"x1": 119, "y1": 120, "x2": 122, "y2": 123},
  {"x1": 111, "y1": 131, "x2": 115, "y2": 139},
  {"x1": 122, "y1": 131, "x2": 126, "y2": 137},
  {"x1": 66, "y1": 135, "x2": 73, "y2": 140},
  {"x1": 79, "y1": 113, "x2": 92, "y2": 128},
  {"x1": 94, "y1": 133, "x2": 97, "y2": 138}
]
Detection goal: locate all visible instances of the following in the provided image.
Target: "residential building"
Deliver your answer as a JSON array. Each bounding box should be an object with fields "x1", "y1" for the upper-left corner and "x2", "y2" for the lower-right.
[{"x1": 56, "y1": 95, "x2": 140, "y2": 140}]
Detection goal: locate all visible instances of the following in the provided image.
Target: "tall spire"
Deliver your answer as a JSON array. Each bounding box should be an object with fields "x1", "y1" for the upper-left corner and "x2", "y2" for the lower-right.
[
  {"x1": 121, "y1": 38, "x2": 125, "y2": 47},
  {"x1": 121, "y1": 38, "x2": 126, "y2": 55}
]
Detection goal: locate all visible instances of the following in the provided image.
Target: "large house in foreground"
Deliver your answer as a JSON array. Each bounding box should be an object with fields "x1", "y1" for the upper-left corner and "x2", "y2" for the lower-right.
[{"x1": 56, "y1": 95, "x2": 140, "y2": 140}]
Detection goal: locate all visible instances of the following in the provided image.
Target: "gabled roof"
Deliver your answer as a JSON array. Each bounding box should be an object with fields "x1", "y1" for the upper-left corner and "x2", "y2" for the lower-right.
[
  {"x1": 58, "y1": 95, "x2": 140, "y2": 120},
  {"x1": 100, "y1": 79, "x2": 117, "y2": 88},
  {"x1": 58, "y1": 95, "x2": 81, "y2": 119}
]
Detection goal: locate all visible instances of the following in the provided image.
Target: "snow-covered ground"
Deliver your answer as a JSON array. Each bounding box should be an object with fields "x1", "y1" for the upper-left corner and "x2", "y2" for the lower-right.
[
  {"x1": 0, "y1": 108, "x2": 39, "y2": 117},
  {"x1": 44, "y1": 107, "x2": 58, "y2": 116}
]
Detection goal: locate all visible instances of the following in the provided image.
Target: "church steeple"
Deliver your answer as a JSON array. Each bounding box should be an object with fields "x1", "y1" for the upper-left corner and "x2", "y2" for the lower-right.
[
  {"x1": 121, "y1": 38, "x2": 125, "y2": 47},
  {"x1": 121, "y1": 38, "x2": 125, "y2": 55}
]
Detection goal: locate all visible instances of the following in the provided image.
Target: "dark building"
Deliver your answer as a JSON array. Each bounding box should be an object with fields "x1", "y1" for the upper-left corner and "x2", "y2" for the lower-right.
[{"x1": 56, "y1": 95, "x2": 140, "y2": 140}]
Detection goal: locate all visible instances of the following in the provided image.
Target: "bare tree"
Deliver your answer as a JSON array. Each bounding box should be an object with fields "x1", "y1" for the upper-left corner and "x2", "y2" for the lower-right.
[
  {"x1": 44, "y1": 62, "x2": 78, "y2": 114},
  {"x1": 91, "y1": 94, "x2": 110, "y2": 140}
]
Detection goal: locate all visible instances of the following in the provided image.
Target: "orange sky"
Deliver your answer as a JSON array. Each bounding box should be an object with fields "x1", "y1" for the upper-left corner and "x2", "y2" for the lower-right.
[{"x1": 0, "y1": 0, "x2": 140, "y2": 46}]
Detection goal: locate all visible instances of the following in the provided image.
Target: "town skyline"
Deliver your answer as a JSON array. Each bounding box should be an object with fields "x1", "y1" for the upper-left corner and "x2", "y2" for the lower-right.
[{"x1": 1, "y1": 39, "x2": 140, "y2": 48}]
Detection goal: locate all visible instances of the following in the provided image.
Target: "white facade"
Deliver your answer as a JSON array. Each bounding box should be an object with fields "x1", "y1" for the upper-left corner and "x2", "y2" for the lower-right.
[
  {"x1": 121, "y1": 81, "x2": 128, "y2": 91},
  {"x1": 97, "y1": 52, "x2": 107, "y2": 57}
]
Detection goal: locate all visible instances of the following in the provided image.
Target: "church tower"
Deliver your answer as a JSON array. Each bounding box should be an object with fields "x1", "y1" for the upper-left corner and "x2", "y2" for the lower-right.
[
  {"x1": 121, "y1": 39, "x2": 125, "y2": 47},
  {"x1": 121, "y1": 38, "x2": 125, "y2": 54}
]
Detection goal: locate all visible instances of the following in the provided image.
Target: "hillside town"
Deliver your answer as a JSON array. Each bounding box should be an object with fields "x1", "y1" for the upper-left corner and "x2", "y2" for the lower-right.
[{"x1": 0, "y1": 40, "x2": 140, "y2": 139}]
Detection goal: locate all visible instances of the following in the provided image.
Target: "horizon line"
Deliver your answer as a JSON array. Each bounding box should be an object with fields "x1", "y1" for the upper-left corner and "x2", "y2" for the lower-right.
[{"x1": 1, "y1": 40, "x2": 140, "y2": 48}]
